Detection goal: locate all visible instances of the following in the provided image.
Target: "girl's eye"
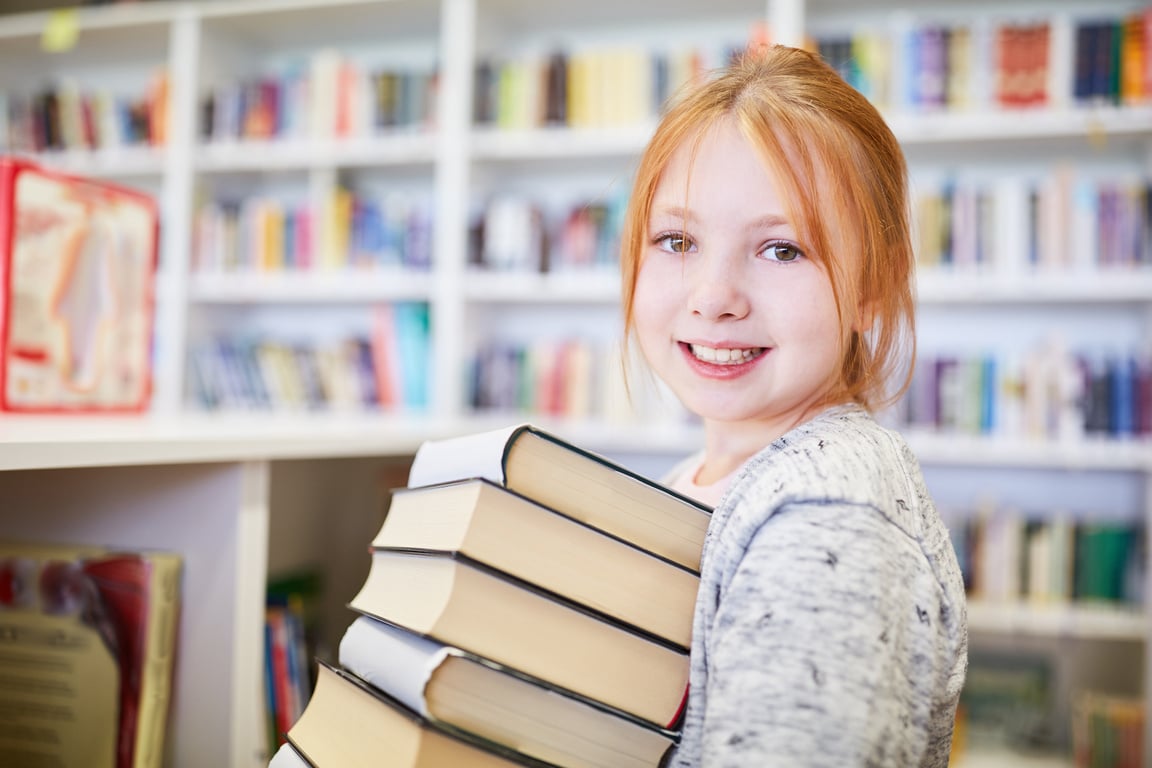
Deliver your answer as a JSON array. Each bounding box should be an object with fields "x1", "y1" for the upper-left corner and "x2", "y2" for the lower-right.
[
  {"x1": 762, "y1": 242, "x2": 802, "y2": 263},
  {"x1": 654, "y1": 233, "x2": 695, "y2": 254}
]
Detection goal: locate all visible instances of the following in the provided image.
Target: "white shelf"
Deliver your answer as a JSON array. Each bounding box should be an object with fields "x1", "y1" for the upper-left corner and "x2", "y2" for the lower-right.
[
  {"x1": 968, "y1": 600, "x2": 1147, "y2": 642},
  {"x1": 196, "y1": 134, "x2": 437, "y2": 172},
  {"x1": 466, "y1": 106, "x2": 1152, "y2": 160},
  {"x1": 462, "y1": 269, "x2": 620, "y2": 303},
  {"x1": 0, "y1": 413, "x2": 452, "y2": 471},
  {"x1": 0, "y1": 2, "x2": 175, "y2": 37},
  {"x1": 906, "y1": 431, "x2": 1152, "y2": 472},
  {"x1": 889, "y1": 105, "x2": 1152, "y2": 145},
  {"x1": 188, "y1": 270, "x2": 434, "y2": 303},
  {"x1": 0, "y1": 412, "x2": 696, "y2": 471},
  {"x1": 14, "y1": 414, "x2": 1144, "y2": 473},
  {"x1": 15, "y1": 146, "x2": 167, "y2": 177},
  {"x1": 471, "y1": 125, "x2": 655, "y2": 161},
  {"x1": 918, "y1": 270, "x2": 1152, "y2": 305},
  {"x1": 457, "y1": 268, "x2": 1152, "y2": 305},
  {"x1": 952, "y1": 748, "x2": 1072, "y2": 768}
]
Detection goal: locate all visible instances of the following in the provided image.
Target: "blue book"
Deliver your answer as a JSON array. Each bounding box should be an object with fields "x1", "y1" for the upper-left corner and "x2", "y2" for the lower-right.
[{"x1": 1110, "y1": 356, "x2": 1137, "y2": 437}]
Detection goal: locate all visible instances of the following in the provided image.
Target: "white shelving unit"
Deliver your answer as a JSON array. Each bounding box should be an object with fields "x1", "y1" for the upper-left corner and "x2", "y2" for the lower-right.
[{"x1": 2, "y1": 0, "x2": 1150, "y2": 765}]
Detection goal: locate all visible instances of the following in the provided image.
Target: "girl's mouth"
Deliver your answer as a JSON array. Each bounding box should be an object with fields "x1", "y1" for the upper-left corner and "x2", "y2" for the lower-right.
[{"x1": 686, "y1": 343, "x2": 767, "y2": 365}]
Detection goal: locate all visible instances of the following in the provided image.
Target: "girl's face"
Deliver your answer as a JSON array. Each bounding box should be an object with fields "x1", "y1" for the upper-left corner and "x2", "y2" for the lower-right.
[{"x1": 632, "y1": 117, "x2": 843, "y2": 436}]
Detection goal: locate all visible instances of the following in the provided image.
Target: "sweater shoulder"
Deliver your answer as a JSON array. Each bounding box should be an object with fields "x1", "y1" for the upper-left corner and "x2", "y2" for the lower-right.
[{"x1": 727, "y1": 407, "x2": 924, "y2": 536}]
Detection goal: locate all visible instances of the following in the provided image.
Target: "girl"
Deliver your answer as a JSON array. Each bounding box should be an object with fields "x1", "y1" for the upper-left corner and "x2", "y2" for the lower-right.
[{"x1": 621, "y1": 46, "x2": 968, "y2": 766}]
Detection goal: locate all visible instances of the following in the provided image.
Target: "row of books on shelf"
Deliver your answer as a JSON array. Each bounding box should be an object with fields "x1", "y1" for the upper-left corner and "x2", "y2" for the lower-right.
[
  {"x1": 947, "y1": 504, "x2": 1144, "y2": 606},
  {"x1": 467, "y1": 338, "x2": 685, "y2": 428},
  {"x1": 269, "y1": 424, "x2": 711, "y2": 767},
  {"x1": 469, "y1": 194, "x2": 625, "y2": 273},
  {"x1": 1, "y1": 71, "x2": 170, "y2": 154},
  {"x1": 473, "y1": 42, "x2": 737, "y2": 131},
  {"x1": 202, "y1": 51, "x2": 437, "y2": 143},
  {"x1": 186, "y1": 304, "x2": 429, "y2": 413},
  {"x1": 955, "y1": 652, "x2": 1056, "y2": 757},
  {"x1": 901, "y1": 343, "x2": 1152, "y2": 441},
  {"x1": 0, "y1": 541, "x2": 182, "y2": 768},
  {"x1": 193, "y1": 190, "x2": 433, "y2": 274},
  {"x1": 264, "y1": 572, "x2": 323, "y2": 760},
  {"x1": 913, "y1": 174, "x2": 1151, "y2": 272},
  {"x1": 816, "y1": 7, "x2": 1152, "y2": 112},
  {"x1": 1072, "y1": 691, "x2": 1145, "y2": 768},
  {"x1": 956, "y1": 654, "x2": 1143, "y2": 764},
  {"x1": 448, "y1": 170, "x2": 1152, "y2": 277}
]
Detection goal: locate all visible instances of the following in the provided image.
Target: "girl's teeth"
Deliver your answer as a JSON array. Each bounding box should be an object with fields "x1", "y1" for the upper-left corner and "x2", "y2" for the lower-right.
[{"x1": 690, "y1": 345, "x2": 762, "y2": 364}]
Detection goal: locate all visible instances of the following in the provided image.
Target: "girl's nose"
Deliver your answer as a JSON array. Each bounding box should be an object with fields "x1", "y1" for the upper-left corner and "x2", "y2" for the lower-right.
[{"x1": 686, "y1": 252, "x2": 751, "y2": 321}]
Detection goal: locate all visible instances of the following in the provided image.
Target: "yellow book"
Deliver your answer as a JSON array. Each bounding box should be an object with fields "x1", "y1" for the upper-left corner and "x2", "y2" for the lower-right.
[
  {"x1": 286, "y1": 662, "x2": 524, "y2": 768},
  {"x1": 372, "y1": 477, "x2": 698, "y2": 648}
]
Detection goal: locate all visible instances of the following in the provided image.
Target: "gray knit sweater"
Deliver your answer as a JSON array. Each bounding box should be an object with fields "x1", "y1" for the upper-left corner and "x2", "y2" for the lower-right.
[{"x1": 668, "y1": 405, "x2": 968, "y2": 767}]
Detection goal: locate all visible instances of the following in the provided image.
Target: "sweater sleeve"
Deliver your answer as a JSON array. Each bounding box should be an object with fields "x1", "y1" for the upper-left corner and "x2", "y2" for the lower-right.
[{"x1": 699, "y1": 501, "x2": 953, "y2": 767}]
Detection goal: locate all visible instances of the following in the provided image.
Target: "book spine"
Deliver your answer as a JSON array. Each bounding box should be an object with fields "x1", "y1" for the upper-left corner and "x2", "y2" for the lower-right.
[{"x1": 130, "y1": 555, "x2": 182, "y2": 768}]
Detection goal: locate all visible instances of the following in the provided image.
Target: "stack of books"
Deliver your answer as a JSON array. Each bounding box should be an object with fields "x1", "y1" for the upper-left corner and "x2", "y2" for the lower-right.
[{"x1": 269, "y1": 423, "x2": 711, "y2": 767}]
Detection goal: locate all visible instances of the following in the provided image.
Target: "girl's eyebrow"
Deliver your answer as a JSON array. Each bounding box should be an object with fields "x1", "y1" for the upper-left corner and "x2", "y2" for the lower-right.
[
  {"x1": 749, "y1": 214, "x2": 791, "y2": 230},
  {"x1": 651, "y1": 205, "x2": 791, "y2": 231},
  {"x1": 650, "y1": 205, "x2": 697, "y2": 224}
]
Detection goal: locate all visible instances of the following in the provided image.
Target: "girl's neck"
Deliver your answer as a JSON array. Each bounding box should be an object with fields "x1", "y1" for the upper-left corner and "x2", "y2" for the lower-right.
[{"x1": 697, "y1": 401, "x2": 851, "y2": 485}]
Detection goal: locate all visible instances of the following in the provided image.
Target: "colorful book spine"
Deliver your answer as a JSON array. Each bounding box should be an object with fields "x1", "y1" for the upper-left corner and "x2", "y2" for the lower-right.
[
  {"x1": 193, "y1": 190, "x2": 432, "y2": 274},
  {"x1": 912, "y1": 173, "x2": 1151, "y2": 272},
  {"x1": 814, "y1": 9, "x2": 1152, "y2": 112},
  {"x1": 200, "y1": 52, "x2": 437, "y2": 142},
  {"x1": 1, "y1": 69, "x2": 170, "y2": 153},
  {"x1": 187, "y1": 305, "x2": 430, "y2": 413},
  {"x1": 902, "y1": 346, "x2": 1152, "y2": 442}
]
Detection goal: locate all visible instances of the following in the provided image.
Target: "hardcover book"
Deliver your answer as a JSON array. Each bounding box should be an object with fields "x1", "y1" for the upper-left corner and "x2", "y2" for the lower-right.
[
  {"x1": 407, "y1": 423, "x2": 711, "y2": 570},
  {"x1": 339, "y1": 614, "x2": 676, "y2": 768},
  {"x1": 0, "y1": 541, "x2": 182, "y2": 768},
  {"x1": 374, "y1": 477, "x2": 698, "y2": 647},
  {"x1": 286, "y1": 661, "x2": 538, "y2": 767},
  {"x1": 348, "y1": 548, "x2": 689, "y2": 729}
]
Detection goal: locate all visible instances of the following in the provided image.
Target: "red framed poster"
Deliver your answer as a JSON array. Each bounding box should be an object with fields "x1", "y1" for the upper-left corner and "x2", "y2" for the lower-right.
[{"x1": 0, "y1": 158, "x2": 158, "y2": 413}]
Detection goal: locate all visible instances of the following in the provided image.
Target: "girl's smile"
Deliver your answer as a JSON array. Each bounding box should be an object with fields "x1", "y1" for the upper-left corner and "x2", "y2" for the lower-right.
[{"x1": 680, "y1": 342, "x2": 769, "y2": 377}]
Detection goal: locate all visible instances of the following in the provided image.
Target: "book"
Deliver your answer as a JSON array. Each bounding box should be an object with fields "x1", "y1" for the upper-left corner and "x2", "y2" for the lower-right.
[
  {"x1": 406, "y1": 423, "x2": 711, "y2": 571},
  {"x1": 264, "y1": 570, "x2": 323, "y2": 755},
  {"x1": 0, "y1": 541, "x2": 182, "y2": 768},
  {"x1": 269, "y1": 739, "x2": 312, "y2": 768},
  {"x1": 374, "y1": 477, "x2": 697, "y2": 647},
  {"x1": 0, "y1": 158, "x2": 158, "y2": 413},
  {"x1": 347, "y1": 549, "x2": 689, "y2": 729},
  {"x1": 286, "y1": 661, "x2": 536, "y2": 767},
  {"x1": 339, "y1": 614, "x2": 676, "y2": 768}
]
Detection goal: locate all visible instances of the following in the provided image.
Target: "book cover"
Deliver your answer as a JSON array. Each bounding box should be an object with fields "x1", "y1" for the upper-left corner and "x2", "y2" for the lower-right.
[
  {"x1": 288, "y1": 661, "x2": 540, "y2": 768},
  {"x1": 375, "y1": 477, "x2": 697, "y2": 648},
  {"x1": 339, "y1": 614, "x2": 676, "y2": 768},
  {"x1": 0, "y1": 542, "x2": 182, "y2": 768},
  {"x1": 0, "y1": 158, "x2": 158, "y2": 413},
  {"x1": 407, "y1": 423, "x2": 711, "y2": 571},
  {"x1": 348, "y1": 549, "x2": 689, "y2": 729}
]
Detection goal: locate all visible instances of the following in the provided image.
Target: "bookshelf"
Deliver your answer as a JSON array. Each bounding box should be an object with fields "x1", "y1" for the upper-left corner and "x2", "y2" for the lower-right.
[{"x1": 1, "y1": 0, "x2": 1150, "y2": 765}]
